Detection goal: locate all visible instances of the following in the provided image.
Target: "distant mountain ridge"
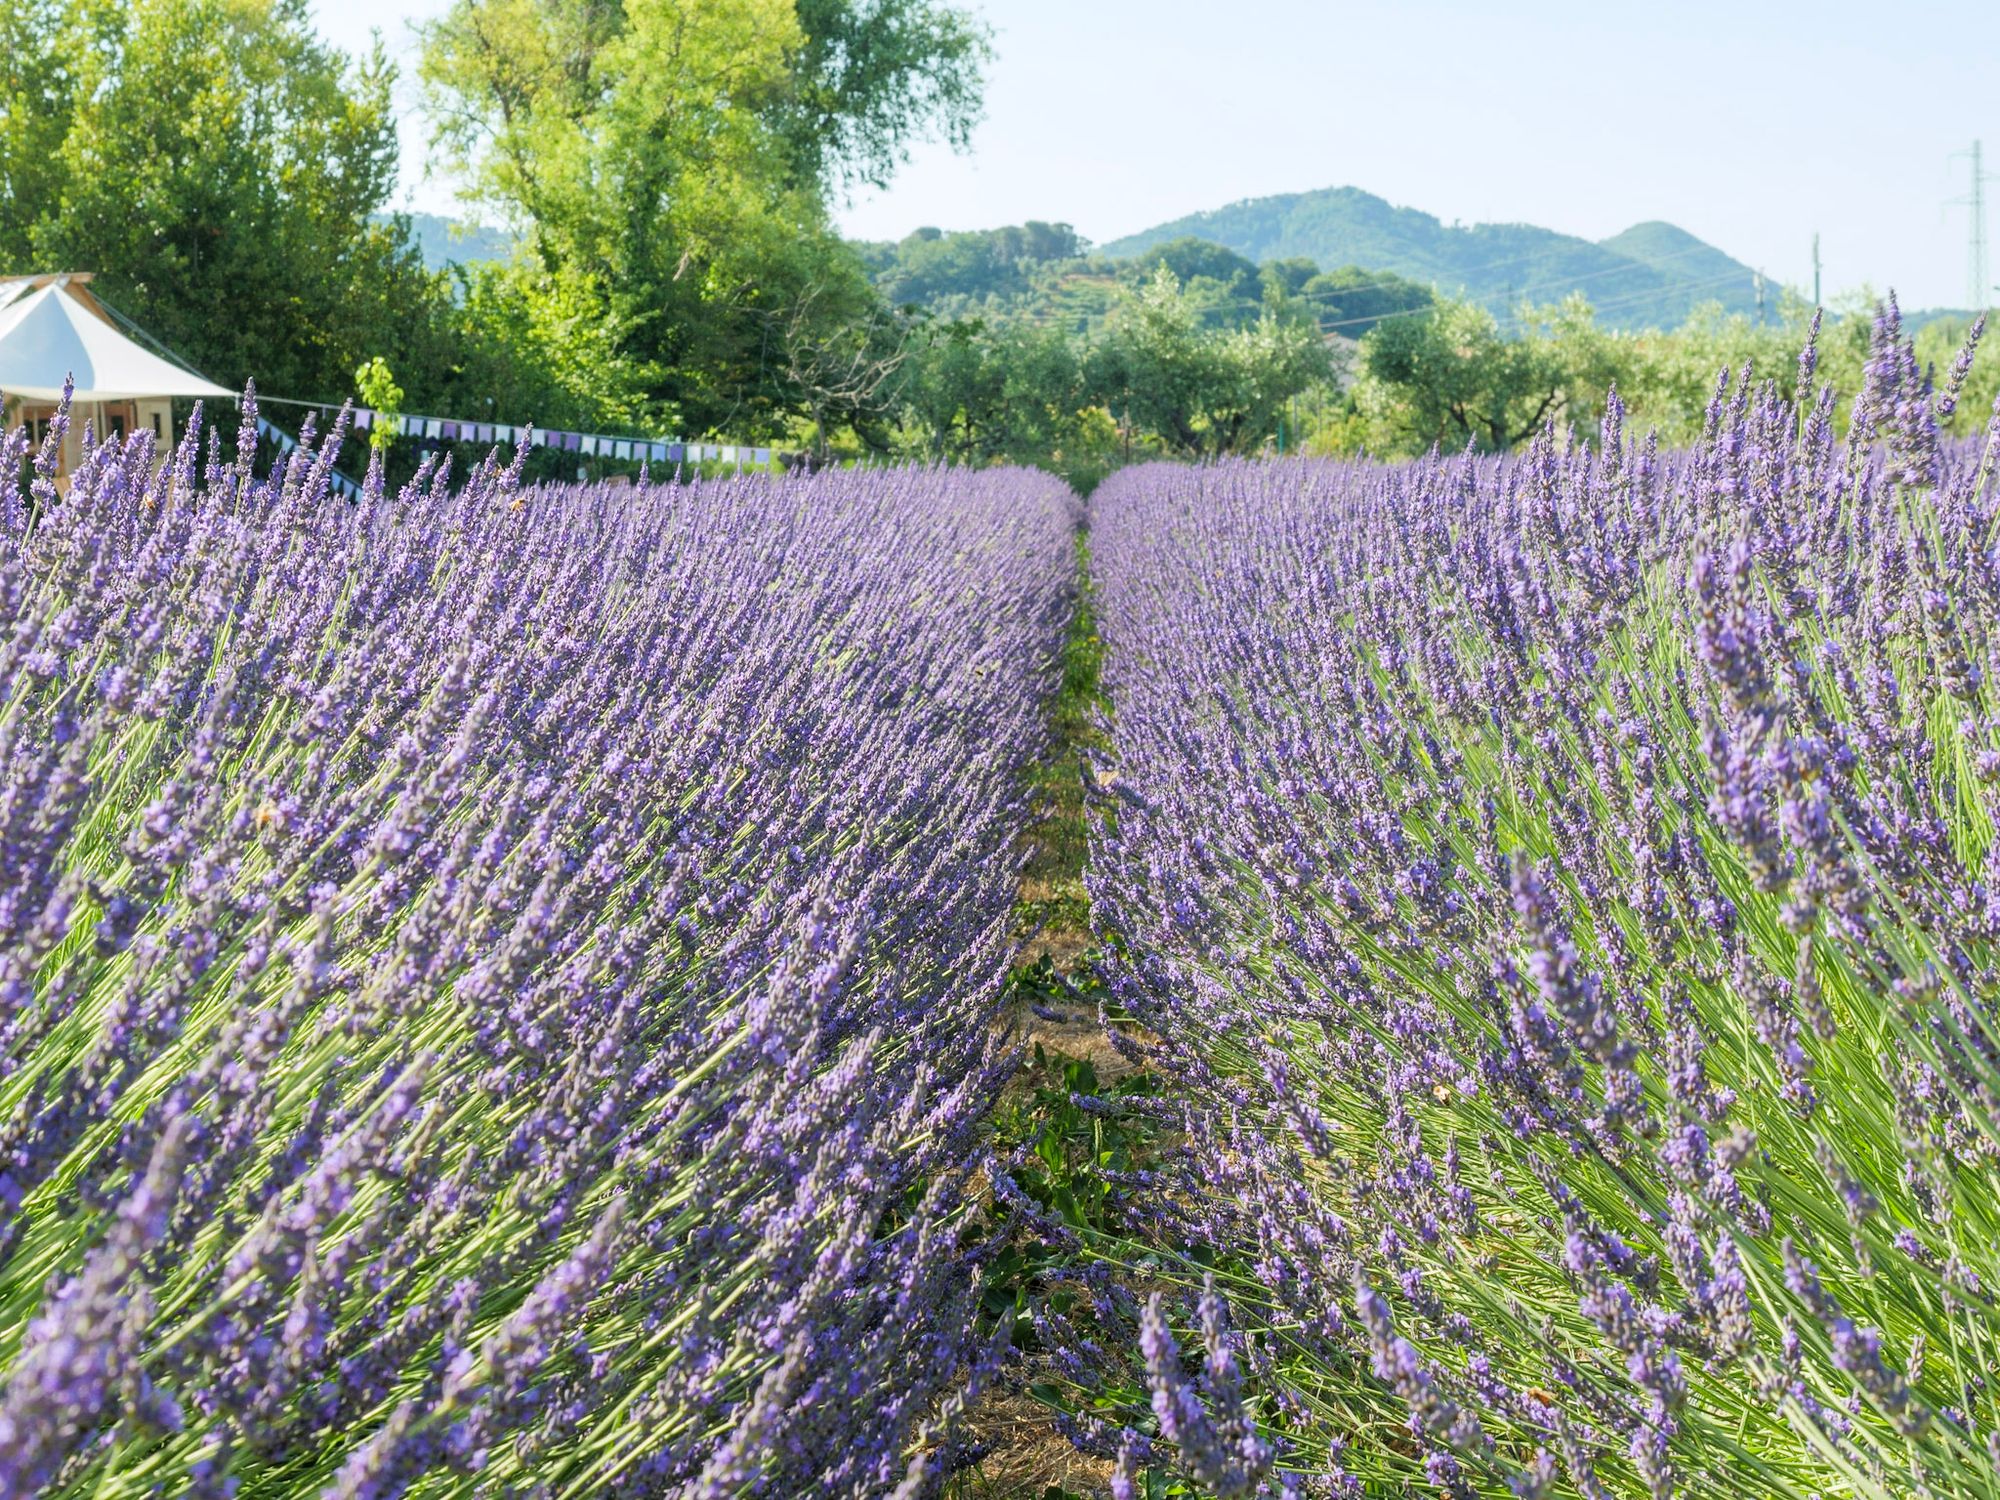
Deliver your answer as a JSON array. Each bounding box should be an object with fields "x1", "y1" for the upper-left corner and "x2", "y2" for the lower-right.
[
  {"x1": 378, "y1": 212, "x2": 518, "y2": 271},
  {"x1": 1097, "y1": 187, "x2": 1763, "y2": 331}
]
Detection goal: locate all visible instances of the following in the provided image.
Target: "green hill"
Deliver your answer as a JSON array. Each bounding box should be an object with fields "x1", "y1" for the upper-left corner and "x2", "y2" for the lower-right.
[
  {"x1": 379, "y1": 212, "x2": 518, "y2": 271},
  {"x1": 853, "y1": 221, "x2": 1438, "y2": 338},
  {"x1": 1097, "y1": 187, "x2": 1763, "y2": 331}
]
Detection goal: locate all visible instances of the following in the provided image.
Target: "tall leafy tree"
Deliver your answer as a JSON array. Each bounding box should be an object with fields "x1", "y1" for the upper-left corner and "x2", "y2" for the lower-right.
[
  {"x1": 0, "y1": 0, "x2": 82, "y2": 269},
  {"x1": 779, "y1": 0, "x2": 989, "y2": 190},
  {"x1": 420, "y1": 0, "x2": 987, "y2": 437},
  {"x1": 26, "y1": 0, "x2": 449, "y2": 403}
]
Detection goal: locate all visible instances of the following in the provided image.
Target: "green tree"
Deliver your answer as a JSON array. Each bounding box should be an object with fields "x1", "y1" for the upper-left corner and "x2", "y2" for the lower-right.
[
  {"x1": 896, "y1": 316, "x2": 1005, "y2": 460},
  {"x1": 0, "y1": 0, "x2": 84, "y2": 268},
  {"x1": 1124, "y1": 237, "x2": 1264, "y2": 329},
  {"x1": 1260, "y1": 256, "x2": 1321, "y2": 300},
  {"x1": 893, "y1": 315, "x2": 1098, "y2": 473},
  {"x1": 419, "y1": 0, "x2": 986, "y2": 438},
  {"x1": 446, "y1": 261, "x2": 661, "y2": 434},
  {"x1": 1133, "y1": 237, "x2": 1261, "y2": 295},
  {"x1": 27, "y1": 0, "x2": 450, "y2": 404},
  {"x1": 1092, "y1": 267, "x2": 1335, "y2": 457},
  {"x1": 1355, "y1": 297, "x2": 1568, "y2": 452},
  {"x1": 871, "y1": 221, "x2": 1083, "y2": 307},
  {"x1": 778, "y1": 0, "x2": 990, "y2": 190},
  {"x1": 1300, "y1": 264, "x2": 1435, "y2": 337}
]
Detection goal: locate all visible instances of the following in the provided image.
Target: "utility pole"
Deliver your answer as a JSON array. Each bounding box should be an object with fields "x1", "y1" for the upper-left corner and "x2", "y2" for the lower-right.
[
  {"x1": 1811, "y1": 233, "x2": 1821, "y2": 309},
  {"x1": 1949, "y1": 140, "x2": 1997, "y2": 309},
  {"x1": 1754, "y1": 270, "x2": 1765, "y2": 325}
]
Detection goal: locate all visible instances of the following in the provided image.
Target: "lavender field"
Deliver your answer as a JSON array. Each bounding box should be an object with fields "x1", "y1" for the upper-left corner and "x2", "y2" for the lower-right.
[
  {"x1": 0, "y1": 399, "x2": 1072, "y2": 1494},
  {"x1": 6, "y1": 303, "x2": 2000, "y2": 1500},
  {"x1": 1062, "y1": 309, "x2": 2000, "y2": 1497}
]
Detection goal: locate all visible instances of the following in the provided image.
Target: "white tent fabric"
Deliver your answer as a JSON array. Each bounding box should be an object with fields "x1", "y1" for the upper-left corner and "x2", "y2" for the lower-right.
[{"x1": 0, "y1": 281, "x2": 230, "y2": 403}]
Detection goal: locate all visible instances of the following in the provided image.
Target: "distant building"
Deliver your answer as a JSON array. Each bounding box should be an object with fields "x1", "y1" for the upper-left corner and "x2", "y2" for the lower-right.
[{"x1": 0, "y1": 273, "x2": 230, "y2": 482}]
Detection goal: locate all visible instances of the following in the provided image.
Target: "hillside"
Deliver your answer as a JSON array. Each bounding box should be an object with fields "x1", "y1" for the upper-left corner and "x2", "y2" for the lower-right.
[
  {"x1": 1097, "y1": 187, "x2": 1763, "y2": 331},
  {"x1": 383, "y1": 212, "x2": 518, "y2": 271},
  {"x1": 853, "y1": 222, "x2": 1437, "y2": 338}
]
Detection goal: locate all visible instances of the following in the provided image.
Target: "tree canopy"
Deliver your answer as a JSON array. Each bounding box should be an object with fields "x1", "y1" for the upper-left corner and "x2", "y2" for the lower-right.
[
  {"x1": 418, "y1": 0, "x2": 988, "y2": 437},
  {"x1": 8, "y1": 0, "x2": 450, "y2": 404},
  {"x1": 779, "y1": 0, "x2": 991, "y2": 190},
  {"x1": 1089, "y1": 268, "x2": 1335, "y2": 458}
]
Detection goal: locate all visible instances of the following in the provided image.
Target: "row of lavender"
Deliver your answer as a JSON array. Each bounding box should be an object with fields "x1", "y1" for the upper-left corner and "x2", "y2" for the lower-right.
[
  {"x1": 0, "y1": 400, "x2": 1073, "y2": 1495},
  {"x1": 1082, "y1": 311, "x2": 2000, "y2": 1496}
]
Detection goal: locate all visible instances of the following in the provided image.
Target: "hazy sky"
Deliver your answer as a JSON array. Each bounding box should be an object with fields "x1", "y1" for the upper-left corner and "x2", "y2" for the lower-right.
[{"x1": 318, "y1": 0, "x2": 1999, "y2": 309}]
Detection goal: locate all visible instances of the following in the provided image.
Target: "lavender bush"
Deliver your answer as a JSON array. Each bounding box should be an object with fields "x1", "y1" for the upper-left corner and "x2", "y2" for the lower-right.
[
  {"x1": 1082, "y1": 306, "x2": 2000, "y2": 1496},
  {"x1": 0, "y1": 392, "x2": 1073, "y2": 1495}
]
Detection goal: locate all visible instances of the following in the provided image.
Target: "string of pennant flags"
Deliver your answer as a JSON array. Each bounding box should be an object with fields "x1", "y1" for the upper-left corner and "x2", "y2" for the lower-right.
[
  {"x1": 350, "y1": 409, "x2": 774, "y2": 467},
  {"x1": 255, "y1": 412, "x2": 774, "y2": 505},
  {"x1": 91, "y1": 288, "x2": 777, "y2": 468},
  {"x1": 258, "y1": 418, "x2": 365, "y2": 502}
]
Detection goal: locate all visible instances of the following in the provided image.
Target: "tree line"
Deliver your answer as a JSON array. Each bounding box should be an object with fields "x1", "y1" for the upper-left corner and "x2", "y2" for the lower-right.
[
  {"x1": 0, "y1": 0, "x2": 989, "y2": 473},
  {"x1": 876, "y1": 225, "x2": 1998, "y2": 487},
  {"x1": 2, "y1": 0, "x2": 1986, "y2": 491}
]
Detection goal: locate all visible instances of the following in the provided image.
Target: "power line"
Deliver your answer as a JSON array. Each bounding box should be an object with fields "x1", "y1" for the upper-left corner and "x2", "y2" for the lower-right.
[{"x1": 1492, "y1": 268, "x2": 1754, "y2": 333}]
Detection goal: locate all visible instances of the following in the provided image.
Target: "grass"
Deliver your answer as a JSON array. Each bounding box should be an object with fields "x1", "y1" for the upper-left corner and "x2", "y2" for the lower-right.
[
  {"x1": 1013, "y1": 528, "x2": 1107, "y2": 969},
  {"x1": 945, "y1": 523, "x2": 1142, "y2": 1499}
]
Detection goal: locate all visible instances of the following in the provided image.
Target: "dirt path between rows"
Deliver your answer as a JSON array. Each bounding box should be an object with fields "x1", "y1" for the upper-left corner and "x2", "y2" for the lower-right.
[{"x1": 949, "y1": 528, "x2": 1133, "y2": 1499}]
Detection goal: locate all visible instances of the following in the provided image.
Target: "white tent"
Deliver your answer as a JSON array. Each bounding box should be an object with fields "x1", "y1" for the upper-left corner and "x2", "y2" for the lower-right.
[{"x1": 0, "y1": 277, "x2": 229, "y2": 403}]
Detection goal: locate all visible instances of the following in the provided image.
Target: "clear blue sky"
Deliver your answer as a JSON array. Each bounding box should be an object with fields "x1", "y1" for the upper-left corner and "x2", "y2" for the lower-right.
[{"x1": 317, "y1": 0, "x2": 1999, "y2": 309}]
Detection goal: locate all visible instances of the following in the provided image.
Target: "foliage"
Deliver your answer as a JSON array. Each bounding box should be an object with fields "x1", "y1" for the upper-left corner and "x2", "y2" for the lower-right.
[
  {"x1": 886, "y1": 266, "x2": 1343, "y2": 470},
  {"x1": 393, "y1": 211, "x2": 520, "y2": 272},
  {"x1": 1097, "y1": 184, "x2": 1762, "y2": 332},
  {"x1": 866, "y1": 221, "x2": 1086, "y2": 309},
  {"x1": 1298, "y1": 261, "x2": 1435, "y2": 335},
  {"x1": 418, "y1": 0, "x2": 985, "y2": 439},
  {"x1": 858, "y1": 227, "x2": 1434, "y2": 341},
  {"x1": 892, "y1": 316, "x2": 1111, "y2": 480},
  {"x1": 1125, "y1": 237, "x2": 1263, "y2": 304},
  {"x1": 0, "y1": 0, "x2": 76, "y2": 270},
  {"x1": 352, "y1": 357, "x2": 404, "y2": 453},
  {"x1": 446, "y1": 259, "x2": 663, "y2": 434},
  {"x1": 1258, "y1": 257, "x2": 1320, "y2": 301},
  {"x1": 0, "y1": 401, "x2": 1073, "y2": 1492},
  {"x1": 1353, "y1": 294, "x2": 1573, "y2": 450},
  {"x1": 1332, "y1": 291, "x2": 1976, "y2": 460},
  {"x1": 11, "y1": 0, "x2": 451, "y2": 405},
  {"x1": 779, "y1": 0, "x2": 991, "y2": 190},
  {"x1": 1090, "y1": 268, "x2": 1336, "y2": 458}
]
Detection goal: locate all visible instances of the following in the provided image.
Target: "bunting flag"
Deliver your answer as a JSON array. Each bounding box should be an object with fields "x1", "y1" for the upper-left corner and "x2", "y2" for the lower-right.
[
  {"x1": 343, "y1": 410, "x2": 770, "y2": 466},
  {"x1": 257, "y1": 418, "x2": 363, "y2": 500}
]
